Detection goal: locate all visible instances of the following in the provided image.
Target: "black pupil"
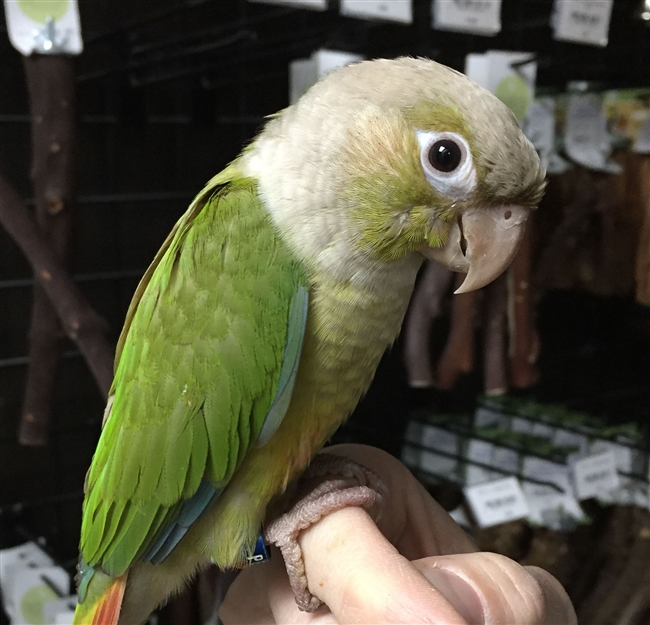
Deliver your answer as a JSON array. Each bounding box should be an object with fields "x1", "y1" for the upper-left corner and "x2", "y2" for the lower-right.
[{"x1": 428, "y1": 140, "x2": 462, "y2": 173}]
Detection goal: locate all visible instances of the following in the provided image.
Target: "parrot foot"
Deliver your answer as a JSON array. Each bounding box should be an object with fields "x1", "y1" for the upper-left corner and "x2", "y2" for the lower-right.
[{"x1": 264, "y1": 453, "x2": 387, "y2": 612}]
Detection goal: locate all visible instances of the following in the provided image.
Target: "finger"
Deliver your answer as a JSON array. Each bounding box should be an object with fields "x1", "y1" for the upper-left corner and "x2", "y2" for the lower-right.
[
  {"x1": 413, "y1": 553, "x2": 577, "y2": 625},
  {"x1": 266, "y1": 548, "x2": 338, "y2": 625},
  {"x1": 221, "y1": 550, "x2": 338, "y2": 625},
  {"x1": 323, "y1": 444, "x2": 476, "y2": 559},
  {"x1": 524, "y1": 567, "x2": 577, "y2": 625},
  {"x1": 300, "y1": 505, "x2": 470, "y2": 624},
  {"x1": 220, "y1": 563, "x2": 278, "y2": 625}
]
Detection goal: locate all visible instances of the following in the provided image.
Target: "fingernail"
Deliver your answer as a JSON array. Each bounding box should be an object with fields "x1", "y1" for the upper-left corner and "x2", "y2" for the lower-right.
[{"x1": 420, "y1": 568, "x2": 484, "y2": 624}]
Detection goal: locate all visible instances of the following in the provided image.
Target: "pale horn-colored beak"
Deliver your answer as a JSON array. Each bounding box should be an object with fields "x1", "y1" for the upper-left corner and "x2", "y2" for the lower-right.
[{"x1": 422, "y1": 206, "x2": 528, "y2": 294}]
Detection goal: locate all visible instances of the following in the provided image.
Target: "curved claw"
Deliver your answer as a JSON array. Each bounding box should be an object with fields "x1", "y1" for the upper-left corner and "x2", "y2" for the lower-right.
[{"x1": 422, "y1": 205, "x2": 528, "y2": 294}]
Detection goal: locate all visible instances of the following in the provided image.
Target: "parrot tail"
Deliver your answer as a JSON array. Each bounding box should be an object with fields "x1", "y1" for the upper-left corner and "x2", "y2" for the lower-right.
[{"x1": 72, "y1": 569, "x2": 127, "y2": 625}]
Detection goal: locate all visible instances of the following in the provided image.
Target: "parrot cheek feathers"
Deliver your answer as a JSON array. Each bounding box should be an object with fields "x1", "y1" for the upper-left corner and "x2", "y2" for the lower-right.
[{"x1": 421, "y1": 205, "x2": 528, "y2": 294}]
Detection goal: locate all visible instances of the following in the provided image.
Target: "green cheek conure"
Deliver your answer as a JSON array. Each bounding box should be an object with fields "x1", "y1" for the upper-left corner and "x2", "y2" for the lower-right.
[{"x1": 73, "y1": 57, "x2": 545, "y2": 625}]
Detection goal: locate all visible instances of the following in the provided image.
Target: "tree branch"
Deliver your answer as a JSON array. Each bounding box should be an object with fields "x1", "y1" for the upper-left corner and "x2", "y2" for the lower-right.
[
  {"x1": 507, "y1": 221, "x2": 540, "y2": 389},
  {"x1": 19, "y1": 55, "x2": 77, "y2": 446},
  {"x1": 403, "y1": 262, "x2": 454, "y2": 388},
  {"x1": 435, "y1": 274, "x2": 476, "y2": 390},
  {"x1": 0, "y1": 174, "x2": 114, "y2": 398}
]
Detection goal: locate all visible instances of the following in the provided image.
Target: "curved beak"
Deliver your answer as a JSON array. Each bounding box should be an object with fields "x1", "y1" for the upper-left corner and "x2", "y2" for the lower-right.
[{"x1": 422, "y1": 206, "x2": 528, "y2": 294}]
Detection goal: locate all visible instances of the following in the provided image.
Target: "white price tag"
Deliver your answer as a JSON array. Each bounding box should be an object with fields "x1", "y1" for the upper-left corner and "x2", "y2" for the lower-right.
[
  {"x1": 633, "y1": 118, "x2": 650, "y2": 154},
  {"x1": 0, "y1": 542, "x2": 55, "y2": 621},
  {"x1": 465, "y1": 51, "x2": 537, "y2": 122},
  {"x1": 590, "y1": 440, "x2": 633, "y2": 474},
  {"x1": 401, "y1": 443, "x2": 419, "y2": 465},
  {"x1": 10, "y1": 566, "x2": 70, "y2": 625},
  {"x1": 404, "y1": 422, "x2": 459, "y2": 454},
  {"x1": 420, "y1": 448, "x2": 459, "y2": 475},
  {"x1": 4, "y1": 0, "x2": 83, "y2": 55},
  {"x1": 553, "y1": 427, "x2": 589, "y2": 457},
  {"x1": 464, "y1": 477, "x2": 529, "y2": 528},
  {"x1": 465, "y1": 438, "x2": 497, "y2": 485},
  {"x1": 565, "y1": 93, "x2": 621, "y2": 173},
  {"x1": 289, "y1": 49, "x2": 363, "y2": 103},
  {"x1": 492, "y1": 445, "x2": 519, "y2": 473},
  {"x1": 552, "y1": 0, "x2": 613, "y2": 47},
  {"x1": 572, "y1": 450, "x2": 620, "y2": 500},
  {"x1": 474, "y1": 406, "x2": 508, "y2": 428},
  {"x1": 433, "y1": 0, "x2": 502, "y2": 36},
  {"x1": 43, "y1": 595, "x2": 77, "y2": 625},
  {"x1": 249, "y1": 0, "x2": 327, "y2": 10},
  {"x1": 449, "y1": 506, "x2": 472, "y2": 529},
  {"x1": 341, "y1": 0, "x2": 413, "y2": 24},
  {"x1": 403, "y1": 422, "x2": 459, "y2": 475},
  {"x1": 421, "y1": 425, "x2": 459, "y2": 455},
  {"x1": 524, "y1": 98, "x2": 556, "y2": 169},
  {"x1": 511, "y1": 416, "x2": 535, "y2": 435},
  {"x1": 531, "y1": 421, "x2": 555, "y2": 440},
  {"x1": 521, "y1": 456, "x2": 584, "y2": 527}
]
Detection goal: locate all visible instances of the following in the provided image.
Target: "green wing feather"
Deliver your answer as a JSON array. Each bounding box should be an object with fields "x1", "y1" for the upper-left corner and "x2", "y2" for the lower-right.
[{"x1": 80, "y1": 166, "x2": 307, "y2": 577}]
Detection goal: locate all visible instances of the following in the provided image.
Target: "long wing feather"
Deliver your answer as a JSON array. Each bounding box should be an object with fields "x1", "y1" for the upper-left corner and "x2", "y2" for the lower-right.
[{"x1": 79, "y1": 168, "x2": 308, "y2": 578}]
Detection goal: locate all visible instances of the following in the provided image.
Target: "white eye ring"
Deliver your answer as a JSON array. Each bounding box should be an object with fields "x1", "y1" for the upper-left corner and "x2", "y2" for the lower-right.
[{"x1": 416, "y1": 130, "x2": 477, "y2": 200}]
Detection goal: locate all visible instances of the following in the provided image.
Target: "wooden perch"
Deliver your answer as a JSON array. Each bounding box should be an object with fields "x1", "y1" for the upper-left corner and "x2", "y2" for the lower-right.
[
  {"x1": 483, "y1": 273, "x2": 508, "y2": 396},
  {"x1": 0, "y1": 174, "x2": 114, "y2": 398},
  {"x1": 507, "y1": 221, "x2": 540, "y2": 389},
  {"x1": 19, "y1": 55, "x2": 77, "y2": 446},
  {"x1": 436, "y1": 274, "x2": 476, "y2": 390},
  {"x1": 403, "y1": 261, "x2": 454, "y2": 387}
]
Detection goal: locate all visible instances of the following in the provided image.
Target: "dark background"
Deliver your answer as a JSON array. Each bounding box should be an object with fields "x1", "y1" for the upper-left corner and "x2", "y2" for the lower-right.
[{"x1": 1, "y1": 0, "x2": 649, "y2": 588}]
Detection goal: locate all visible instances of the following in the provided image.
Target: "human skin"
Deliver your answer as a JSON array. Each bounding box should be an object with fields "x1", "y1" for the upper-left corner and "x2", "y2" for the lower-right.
[{"x1": 221, "y1": 444, "x2": 577, "y2": 625}]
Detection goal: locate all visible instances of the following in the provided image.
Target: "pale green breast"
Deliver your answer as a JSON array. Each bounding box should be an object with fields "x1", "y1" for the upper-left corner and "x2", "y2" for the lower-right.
[{"x1": 202, "y1": 253, "x2": 423, "y2": 566}]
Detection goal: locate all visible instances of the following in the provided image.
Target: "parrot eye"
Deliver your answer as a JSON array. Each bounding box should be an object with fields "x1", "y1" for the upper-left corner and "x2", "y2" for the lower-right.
[
  {"x1": 416, "y1": 129, "x2": 477, "y2": 200},
  {"x1": 428, "y1": 140, "x2": 462, "y2": 173}
]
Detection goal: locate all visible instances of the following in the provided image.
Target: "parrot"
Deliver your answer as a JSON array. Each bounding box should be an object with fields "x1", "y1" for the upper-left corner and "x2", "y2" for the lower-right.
[{"x1": 72, "y1": 57, "x2": 545, "y2": 625}]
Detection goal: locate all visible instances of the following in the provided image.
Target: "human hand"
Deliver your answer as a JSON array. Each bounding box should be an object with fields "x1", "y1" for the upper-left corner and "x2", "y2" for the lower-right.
[{"x1": 220, "y1": 444, "x2": 576, "y2": 624}]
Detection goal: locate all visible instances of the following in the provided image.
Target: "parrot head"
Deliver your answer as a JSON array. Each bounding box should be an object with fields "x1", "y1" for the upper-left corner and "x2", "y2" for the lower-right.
[{"x1": 244, "y1": 57, "x2": 546, "y2": 293}]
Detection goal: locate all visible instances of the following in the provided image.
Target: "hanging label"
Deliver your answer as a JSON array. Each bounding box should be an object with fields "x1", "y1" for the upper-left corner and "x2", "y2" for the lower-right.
[
  {"x1": 465, "y1": 438, "x2": 497, "y2": 486},
  {"x1": 474, "y1": 406, "x2": 509, "y2": 429},
  {"x1": 402, "y1": 444, "x2": 459, "y2": 477},
  {"x1": 43, "y1": 595, "x2": 78, "y2": 625},
  {"x1": 572, "y1": 450, "x2": 620, "y2": 500},
  {"x1": 449, "y1": 505, "x2": 472, "y2": 529},
  {"x1": 589, "y1": 440, "x2": 633, "y2": 474},
  {"x1": 633, "y1": 118, "x2": 650, "y2": 154},
  {"x1": 511, "y1": 416, "x2": 535, "y2": 435},
  {"x1": 565, "y1": 93, "x2": 622, "y2": 173},
  {"x1": 9, "y1": 566, "x2": 70, "y2": 625},
  {"x1": 421, "y1": 424, "x2": 459, "y2": 454},
  {"x1": 492, "y1": 445, "x2": 519, "y2": 473},
  {"x1": 552, "y1": 0, "x2": 613, "y2": 47},
  {"x1": 465, "y1": 51, "x2": 537, "y2": 123},
  {"x1": 403, "y1": 422, "x2": 459, "y2": 475},
  {"x1": 249, "y1": 0, "x2": 327, "y2": 10},
  {"x1": 340, "y1": 0, "x2": 412, "y2": 24},
  {"x1": 433, "y1": 0, "x2": 502, "y2": 36},
  {"x1": 4, "y1": 0, "x2": 83, "y2": 55},
  {"x1": 531, "y1": 420, "x2": 556, "y2": 440},
  {"x1": 553, "y1": 427, "x2": 589, "y2": 457},
  {"x1": 464, "y1": 477, "x2": 529, "y2": 528},
  {"x1": 521, "y1": 456, "x2": 584, "y2": 528},
  {"x1": 524, "y1": 98, "x2": 556, "y2": 169},
  {"x1": 289, "y1": 49, "x2": 363, "y2": 103},
  {"x1": 0, "y1": 542, "x2": 55, "y2": 621}
]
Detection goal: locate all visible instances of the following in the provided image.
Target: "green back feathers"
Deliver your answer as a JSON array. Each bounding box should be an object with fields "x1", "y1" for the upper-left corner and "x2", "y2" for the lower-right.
[{"x1": 80, "y1": 169, "x2": 308, "y2": 577}]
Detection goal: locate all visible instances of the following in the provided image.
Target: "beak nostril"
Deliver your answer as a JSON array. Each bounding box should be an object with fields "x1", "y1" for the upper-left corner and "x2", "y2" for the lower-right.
[{"x1": 504, "y1": 210, "x2": 512, "y2": 220}]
